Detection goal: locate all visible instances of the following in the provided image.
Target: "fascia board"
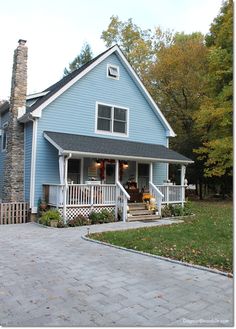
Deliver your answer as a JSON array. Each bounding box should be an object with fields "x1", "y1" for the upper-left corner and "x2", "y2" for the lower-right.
[{"x1": 61, "y1": 149, "x2": 193, "y2": 164}]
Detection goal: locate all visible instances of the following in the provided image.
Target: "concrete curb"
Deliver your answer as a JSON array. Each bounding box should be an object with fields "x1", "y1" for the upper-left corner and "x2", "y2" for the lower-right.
[{"x1": 82, "y1": 234, "x2": 232, "y2": 278}]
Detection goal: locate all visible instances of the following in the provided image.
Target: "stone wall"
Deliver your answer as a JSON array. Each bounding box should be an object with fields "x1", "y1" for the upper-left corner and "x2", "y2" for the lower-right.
[{"x1": 2, "y1": 40, "x2": 28, "y2": 202}]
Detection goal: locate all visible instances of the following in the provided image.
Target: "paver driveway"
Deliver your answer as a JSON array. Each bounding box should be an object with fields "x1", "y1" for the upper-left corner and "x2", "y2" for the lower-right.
[{"x1": 0, "y1": 222, "x2": 233, "y2": 326}]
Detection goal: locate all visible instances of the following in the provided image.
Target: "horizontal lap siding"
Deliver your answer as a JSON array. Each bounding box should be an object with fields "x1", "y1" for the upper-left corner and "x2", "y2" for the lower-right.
[
  {"x1": 153, "y1": 163, "x2": 168, "y2": 185},
  {"x1": 34, "y1": 53, "x2": 168, "y2": 205}
]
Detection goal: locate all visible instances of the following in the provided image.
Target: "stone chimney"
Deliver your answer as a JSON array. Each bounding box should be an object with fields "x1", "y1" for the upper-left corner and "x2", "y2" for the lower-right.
[{"x1": 2, "y1": 39, "x2": 28, "y2": 202}]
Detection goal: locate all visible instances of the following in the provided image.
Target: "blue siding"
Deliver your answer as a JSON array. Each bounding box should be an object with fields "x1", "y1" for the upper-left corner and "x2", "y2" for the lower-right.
[
  {"x1": 24, "y1": 122, "x2": 32, "y2": 202},
  {"x1": 0, "y1": 111, "x2": 9, "y2": 199},
  {"x1": 153, "y1": 163, "x2": 168, "y2": 185},
  {"x1": 33, "y1": 52, "x2": 168, "y2": 205}
]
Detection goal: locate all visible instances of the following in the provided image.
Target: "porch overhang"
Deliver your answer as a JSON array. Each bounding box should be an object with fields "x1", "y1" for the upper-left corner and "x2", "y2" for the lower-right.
[{"x1": 44, "y1": 131, "x2": 193, "y2": 164}]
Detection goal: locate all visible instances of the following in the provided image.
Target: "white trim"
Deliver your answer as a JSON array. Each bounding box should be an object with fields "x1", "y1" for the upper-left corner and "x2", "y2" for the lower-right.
[
  {"x1": 62, "y1": 150, "x2": 193, "y2": 164},
  {"x1": 107, "y1": 64, "x2": 119, "y2": 80},
  {"x1": 80, "y1": 158, "x2": 84, "y2": 183},
  {"x1": 28, "y1": 45, "x2": 175, "y2": 136},
  {"x1": 26, "y1": 91, "x2": 49, "y2": 100},
  {"x1": 95, "y1": 101, "x2": 129, "y2": 137},
  {"x1": 43, "y1": 132, "x2": 64, "y2": 153},
  {"x1": 30, "y1": 118, "x2": 38, "y2": 210}
]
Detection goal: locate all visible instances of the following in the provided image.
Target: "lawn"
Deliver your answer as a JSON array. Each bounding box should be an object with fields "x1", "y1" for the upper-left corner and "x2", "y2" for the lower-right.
[{"x1": 90, "y1": 201, "x2": 233, "y2": 273}]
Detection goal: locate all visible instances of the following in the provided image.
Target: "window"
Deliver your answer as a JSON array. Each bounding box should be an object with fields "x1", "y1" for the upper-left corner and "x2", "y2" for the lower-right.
[
  {"x1": 107, "y1": 64, "x2": 119, "y2": 79},
  {"x1": 96, "y1": 103, "x2": 128, "y2": 135},
  {"x1": 1, "y1": 123, "x2": 8, "y2": 151}
]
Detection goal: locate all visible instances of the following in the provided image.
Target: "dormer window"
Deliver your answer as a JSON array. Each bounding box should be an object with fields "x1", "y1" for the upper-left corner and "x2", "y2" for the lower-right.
[{"x1": 107, "y1": 64, "x2": 119, "y2": 80}]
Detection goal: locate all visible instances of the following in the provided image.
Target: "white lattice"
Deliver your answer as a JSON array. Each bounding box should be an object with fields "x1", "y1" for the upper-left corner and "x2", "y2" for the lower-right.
[{"x1": 55, "y1": 206, "x2": 115, "y2": 220}]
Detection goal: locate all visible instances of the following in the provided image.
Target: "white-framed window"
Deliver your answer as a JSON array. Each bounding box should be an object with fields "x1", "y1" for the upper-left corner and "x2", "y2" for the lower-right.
[
  {"x1": 107, "y1": 64, "x2": 119, "y2": 80},
  {"x1": 1, "y1": 122, "x2": 8, "y2": 151},
  {"x1": 96, "y1": 102, "x2": 128, "y2": 136}
]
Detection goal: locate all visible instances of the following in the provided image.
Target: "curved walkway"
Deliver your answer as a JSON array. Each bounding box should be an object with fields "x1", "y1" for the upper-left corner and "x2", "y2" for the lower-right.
[{"x1": 0, "y1": 222, "x2": 233, "y2": 326}]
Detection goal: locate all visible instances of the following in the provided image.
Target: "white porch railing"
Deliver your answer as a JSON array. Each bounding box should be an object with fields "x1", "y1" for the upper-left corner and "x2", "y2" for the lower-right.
[
  {"x1": 149, "y1": 182, "x2": 164, "y2": 217},
  {"x1": 156, "y1": 184, "x2": 185, "y2": 205},
  {"x1": 47, "y1": 184, "x2": 64, "y2": 207},
  {"x1": 116, "y1": 181, "x2": 130, "y2": 222},
  {"x1": 67, "y1": 184, "x2": 116, "y2": 206}
]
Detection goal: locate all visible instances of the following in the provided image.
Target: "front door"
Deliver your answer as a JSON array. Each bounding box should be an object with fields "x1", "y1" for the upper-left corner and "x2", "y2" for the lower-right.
[
  {"x1": 105, "y1": 163, "x2": 116, "y2": 184},
  {"x1": 68, "y1": 159, "x2": 81, "y2": 184},
  {"x1": 138, "y1": 163, "x2": 149, "y2": 190}
]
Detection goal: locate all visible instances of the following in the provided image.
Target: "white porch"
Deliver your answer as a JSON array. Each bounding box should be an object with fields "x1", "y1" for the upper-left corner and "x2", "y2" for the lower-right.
[{"x1": 42, "y1": 131, "x2": 192, "y2": 222}]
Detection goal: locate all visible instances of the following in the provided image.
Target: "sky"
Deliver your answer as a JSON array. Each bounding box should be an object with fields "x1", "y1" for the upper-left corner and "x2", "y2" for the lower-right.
[{"x1": 0, "y1": 0, "x2": 223, "y2": 100}]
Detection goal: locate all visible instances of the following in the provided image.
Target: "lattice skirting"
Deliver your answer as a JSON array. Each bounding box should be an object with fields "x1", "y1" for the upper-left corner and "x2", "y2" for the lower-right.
[{"x1": 53, "y1": 206, "x2": 115, "y2": 220}]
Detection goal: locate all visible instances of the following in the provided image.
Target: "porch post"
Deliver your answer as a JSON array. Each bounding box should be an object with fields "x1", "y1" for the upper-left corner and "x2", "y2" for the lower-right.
[
  {"x1": 149, "y1": 162, "x2": 153, "y2": 183},
  {"x1": 115, "y1": 159, "x2": 119, "y2": 183},
  {"x1": 115, "y1": 159, "x2": 119, "y2": 220},
  {"x1": 181, "y1": 165, "x2": 186, "y2": 207},
  {"x1": 80, "y1": 158, "x2": 84, "y2": 184},
  {"x1": 63, "y1": 153, "x2": 72, "y2": 223}
]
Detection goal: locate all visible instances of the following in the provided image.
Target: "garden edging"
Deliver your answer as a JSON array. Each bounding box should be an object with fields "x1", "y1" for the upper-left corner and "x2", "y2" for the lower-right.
[{"x1": 82, "y1": 233, "x2": 232, "y2": 278}]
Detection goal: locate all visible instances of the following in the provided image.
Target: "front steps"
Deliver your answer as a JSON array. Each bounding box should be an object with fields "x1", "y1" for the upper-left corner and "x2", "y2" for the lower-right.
[{"x1": 127, "y1": 203, "x2": 160, "y2": 221}]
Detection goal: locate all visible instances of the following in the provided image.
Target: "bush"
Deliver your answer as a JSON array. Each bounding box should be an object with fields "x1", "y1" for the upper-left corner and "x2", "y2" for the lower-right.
[
  {"x1": 39, "y1": 209, "x2": 61, "y2": 226},
  {"x1": 89, "y1": 210, "x2": 115, "y2": 224},
  {"x1": 67, "y1": 215, "x2": 90, "y2": 227},
  {"x1": 161, "y1": 202, "x2": 193, "y2": 218}
]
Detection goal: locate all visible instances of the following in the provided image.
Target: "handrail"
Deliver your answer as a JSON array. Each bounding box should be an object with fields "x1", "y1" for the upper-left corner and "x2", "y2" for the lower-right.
[
  {"x1": 116, "y1": 181, "x2": 130, "y2": 200},
  {"x1": 149, "y1": 182, "x2": 164, "y2": 198},
  {"x1": 149, "y1": 182, "x2": 164, "y2": 218}
]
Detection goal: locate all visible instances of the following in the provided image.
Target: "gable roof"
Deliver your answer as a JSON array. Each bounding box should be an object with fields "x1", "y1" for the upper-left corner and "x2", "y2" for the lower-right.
[
  {"x1": 19, "y1": 45, "x2": 175, "y2": 137},
  {"x1": 44, "y1": 131, "x2": 193, "y2": 164}
]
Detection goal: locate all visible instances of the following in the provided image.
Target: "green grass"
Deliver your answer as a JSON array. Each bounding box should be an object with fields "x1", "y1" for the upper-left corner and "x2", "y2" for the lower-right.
[{"x1": 90, "y1": 201, "x2": 233, "y2": 273}]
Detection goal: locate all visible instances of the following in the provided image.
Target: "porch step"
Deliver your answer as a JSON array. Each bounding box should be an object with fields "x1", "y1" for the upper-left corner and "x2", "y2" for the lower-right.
[
  {"x1": 127, "y1": 214, "x2": 161, "y2": 221},
  {"x1": 129, "y1": 209, "x2": 152, "y2": 216},
  {"x1": 128, "y1": 203, "x2": 146, "y2": 211}
]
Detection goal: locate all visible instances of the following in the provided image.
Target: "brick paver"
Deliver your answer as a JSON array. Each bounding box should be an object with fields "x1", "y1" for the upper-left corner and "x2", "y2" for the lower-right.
[{"x1": 0, "y1": 222, "x2": 233, "y2": 326}]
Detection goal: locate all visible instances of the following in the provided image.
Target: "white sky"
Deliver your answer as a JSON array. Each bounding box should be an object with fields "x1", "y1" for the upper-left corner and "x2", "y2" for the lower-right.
[{"x1": 0, "y1": 0, "x2": 223, "y2": 100}]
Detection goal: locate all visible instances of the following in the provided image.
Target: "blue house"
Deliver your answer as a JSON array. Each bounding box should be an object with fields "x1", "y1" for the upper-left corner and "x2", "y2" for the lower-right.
[{"x1": 0, "y1": 40, "x2": 192, "y2": 222}]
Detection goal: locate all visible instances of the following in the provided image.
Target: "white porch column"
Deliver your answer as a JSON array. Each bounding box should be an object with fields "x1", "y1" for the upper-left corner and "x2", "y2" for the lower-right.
[
  {"x1": 63, "y1": 153, "x2": 72, "y2": 223},
  {"x1": 181, "y1": 165, "x2": 186, "y2": 207},
  {"x1": 149, "y1": 162, "x2": 153, "y2": 183},
  {"x1": 80, "y1": 158, "x2": 84, "y2": 184},
  {"x1": 115, "y1": 159, "x2": 119, "y2": 183},
  {"x1": 115, "y1": 159, "x2": 119, "y2": 220}
]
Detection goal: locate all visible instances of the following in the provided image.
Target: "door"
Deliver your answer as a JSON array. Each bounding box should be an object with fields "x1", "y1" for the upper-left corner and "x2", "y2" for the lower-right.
[
  {"x1": 68, "y1": 159, "x2": 81, "y2": 184},
  {"x1": 138, "y1": 163, "x2": 149, "y2": 190},
  {"x1": 105, "y1": 163, "x2": 116, "y2": 184}
]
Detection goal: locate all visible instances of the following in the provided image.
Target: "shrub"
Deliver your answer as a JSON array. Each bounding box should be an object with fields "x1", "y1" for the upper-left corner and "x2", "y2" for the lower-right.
[
  {"x1": 39, "y1": 209, "x2": 61, "y2": 226},
  {"x1": 89, "y1": 210, "x2": 115, "y2": 224},
  {"x1": 67, "y1": 215, "x2": 90, "y2": 227},
  {"x1": 161, "y1": 203, "x2": 193, "y2": 218}
]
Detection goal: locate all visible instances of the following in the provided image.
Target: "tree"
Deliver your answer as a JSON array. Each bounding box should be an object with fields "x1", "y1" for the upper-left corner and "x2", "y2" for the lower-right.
[
  {"x1": 101, "y1": 16, "x2": 173, "y2": 83},
  {"x1": 64, "y1": 42, "x2": 93, "y2": 76},
  {"x1": 194, "y1": 0, "x2": 233, "y2": 186}
]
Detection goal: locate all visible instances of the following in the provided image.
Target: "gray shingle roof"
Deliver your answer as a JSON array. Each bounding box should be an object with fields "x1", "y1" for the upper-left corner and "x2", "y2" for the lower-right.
[{"x1": 44, "y1": 131, "x2": 193, "y2": 163}]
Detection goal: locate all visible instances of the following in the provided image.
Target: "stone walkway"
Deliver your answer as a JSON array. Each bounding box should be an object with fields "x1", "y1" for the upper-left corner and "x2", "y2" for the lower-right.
[{"x1": 0, "y1": 221, "x2": 233, "y2": 326}]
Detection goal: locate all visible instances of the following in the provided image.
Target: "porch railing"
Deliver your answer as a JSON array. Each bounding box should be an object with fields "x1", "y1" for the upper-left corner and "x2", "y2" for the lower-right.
[
  {"x1": 116, "y1": 181, "x2": 130, "y2": 222},
  {"x1": 149, "y1": 182, "x2": 164, "y2": 217},
  {"x1": 156, "y1": 184, "x2": 185, "y2": 205},
  {"x1": 67, "y1": 184, "x2": 116, "y2": 206}
]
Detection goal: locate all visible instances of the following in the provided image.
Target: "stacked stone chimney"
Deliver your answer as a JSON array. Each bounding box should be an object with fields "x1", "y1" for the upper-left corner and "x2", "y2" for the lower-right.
[{"x1": 2, "y1": 39, "x2": 28, "y2": 202}]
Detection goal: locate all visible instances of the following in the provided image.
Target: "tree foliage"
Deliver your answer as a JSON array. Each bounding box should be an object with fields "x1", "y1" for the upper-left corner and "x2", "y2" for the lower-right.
[
  {"x1": 194, "y1": 0, "x2": 233, "y2": 178},
  {"x1": 101, "y1": 2, "x2": 233, "y2": 191},
  {"x1": 64, "y1": 42, "x2": 93, "y2": 76}
]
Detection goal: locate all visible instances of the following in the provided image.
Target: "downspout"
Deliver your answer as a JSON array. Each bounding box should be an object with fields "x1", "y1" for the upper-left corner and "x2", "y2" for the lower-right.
[
  {"x1": 63, "y1": 153, "x2": 72, "y2": 223},
  {"x1": 29, "y1": 117, "x2": 38, "y2": 213}
]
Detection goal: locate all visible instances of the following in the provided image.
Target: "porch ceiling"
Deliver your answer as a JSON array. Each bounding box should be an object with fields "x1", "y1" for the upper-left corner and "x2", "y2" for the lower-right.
[{"x1": 44, "y1": 131, "x2": 193, "y2": 164}]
